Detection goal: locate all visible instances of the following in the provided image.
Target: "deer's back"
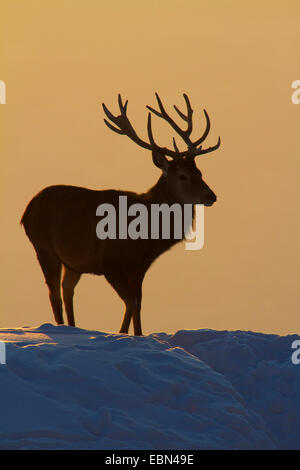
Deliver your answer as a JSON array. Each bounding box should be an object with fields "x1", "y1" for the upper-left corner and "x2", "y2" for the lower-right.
[{"x1": 21, "y1": 185, "x2": 178, "y2": 276}]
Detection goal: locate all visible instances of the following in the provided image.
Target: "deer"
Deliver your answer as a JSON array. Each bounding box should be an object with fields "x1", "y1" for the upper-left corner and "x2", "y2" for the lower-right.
[{"x1": 21, "y1": 93, "x2": 220, "y2": 336}]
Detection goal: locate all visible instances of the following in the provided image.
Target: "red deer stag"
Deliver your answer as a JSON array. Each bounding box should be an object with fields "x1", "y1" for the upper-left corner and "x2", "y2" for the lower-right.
[{"x1": 21, "y1": 93, "x2": 220, "y2": 335}]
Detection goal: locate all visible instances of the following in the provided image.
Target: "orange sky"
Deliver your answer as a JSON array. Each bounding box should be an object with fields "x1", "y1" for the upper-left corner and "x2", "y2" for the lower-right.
[{"x1": 1, "y1": 0, "x2": 299, "y2": 335}]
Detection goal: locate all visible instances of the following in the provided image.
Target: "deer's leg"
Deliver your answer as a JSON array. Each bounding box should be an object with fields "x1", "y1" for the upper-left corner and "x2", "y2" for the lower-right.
[
  {"x1": 62, "y1": 265, "x2": 81, "y2": 327},
  {"x1": 120, "y1": 297, "x2": 136, "y2": 335},
  {"x1": 35, "y1": 248, "x2": 63, "y2": 325},
  {"x1": 129, "y1": 277, "x2": 142, "y2": 336},
  {"x1": 105, "y1": 272, "x2": 143, "y2": 335}
]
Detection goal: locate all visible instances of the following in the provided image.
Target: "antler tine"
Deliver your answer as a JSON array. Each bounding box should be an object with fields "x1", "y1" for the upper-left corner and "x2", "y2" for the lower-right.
[
  {"x1": 103, "y1": 118, "x2": 124, "y2": 135},
  {"x1": 155, "y1": 92, "x2": 168, "y2": 116},
  {"x1": 147, "y1": 113, "x2": 182, "y2": 159},
  {"x1": 102, "y1": 96, "x2": 129, "y2": 133},
  {"x1": 102, "y1": 102, "x2": 125, "y2": 134},
  {"x1": 173, "y1": 104, "x2": 187, "y2": 121},
  {"x1": 173, "y1": 94, "x2": 193, "y2": 122},
  {"x1": 192, "y1": 109, "x2": 211, "y2": 148},
  {"x1": 147, "y1": 112, "x2": 175, "y2": 157},
  {"x1": 103, "y1": 95, "x2": 144, "y2": 142},
  {"x1": 118, "y1": 94, "x2": 128, "y2": 115},
  {"x1": 147, "y1": 112, "x2": 156, "y2": 148},
  {"x1": 173, "y1": 137, "x2": 179, "y2": 153},
  {"x1": 173, "y1": 93, "x2": 193, "y2": 139},
  {"x1": 194, "y1": 136, "x2": 221, "y2": 156},
  {"x1": 147, "y1": 93, "x2": 194, "y2": 148},
  {"x1": 146, "y1": 93, "x2": 163, "y2": 118},
  {"x1": 102, "y1": 102, "x2": 118, "y2": 123},
  {"x1": 102, "y1": 96, "x2": 147, "y2": 147}
]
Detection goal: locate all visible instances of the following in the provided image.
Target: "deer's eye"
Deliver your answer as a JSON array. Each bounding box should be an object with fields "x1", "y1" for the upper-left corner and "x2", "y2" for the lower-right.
[{"x1": 179, "y1": 174, "x2": 188, "y2": 181}]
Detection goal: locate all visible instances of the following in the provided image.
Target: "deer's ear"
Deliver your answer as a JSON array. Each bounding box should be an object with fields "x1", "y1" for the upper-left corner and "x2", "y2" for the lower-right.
[{"x1": 152, "y1": 151, "x2": 169, "y2": 173}]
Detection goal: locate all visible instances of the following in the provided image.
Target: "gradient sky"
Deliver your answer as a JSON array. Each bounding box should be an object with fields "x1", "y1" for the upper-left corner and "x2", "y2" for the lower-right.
[{"x1": 1, "y1": 0, "x2": 299, "y2": 335}]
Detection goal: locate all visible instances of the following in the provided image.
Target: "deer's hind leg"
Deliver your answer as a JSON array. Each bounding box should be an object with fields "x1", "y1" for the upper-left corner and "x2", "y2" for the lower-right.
[
  {"x1": 62, "y1": 265, "x2": 81, "y2": 327},
  {"x1": 105, "y1": 271, "x2": 143, "y2": 336},
  {"x1": 35, "y1": 247, "x2": 63, "y2": 325}
]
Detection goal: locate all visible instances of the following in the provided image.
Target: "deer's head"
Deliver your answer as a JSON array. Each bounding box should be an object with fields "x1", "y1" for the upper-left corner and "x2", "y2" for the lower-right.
[{"x1": 102, "y1": 93, "x2": 220, "y2": 206}]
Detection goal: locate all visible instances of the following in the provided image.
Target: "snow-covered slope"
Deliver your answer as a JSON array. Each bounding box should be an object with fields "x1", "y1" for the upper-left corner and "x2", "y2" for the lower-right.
[{"x1": 0, "y1": 324, "x2": 299, "y2": 449}]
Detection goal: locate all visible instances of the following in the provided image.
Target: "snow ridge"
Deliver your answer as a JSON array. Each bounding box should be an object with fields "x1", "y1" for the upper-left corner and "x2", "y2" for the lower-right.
[{"x1": 0, "y1": 324, "x2": 299, "y2": 449}]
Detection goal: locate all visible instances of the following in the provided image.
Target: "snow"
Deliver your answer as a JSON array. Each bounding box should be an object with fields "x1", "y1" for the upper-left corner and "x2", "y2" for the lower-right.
[{"x1": 0, "y1": 324, "x2": 299, "y2": 450}]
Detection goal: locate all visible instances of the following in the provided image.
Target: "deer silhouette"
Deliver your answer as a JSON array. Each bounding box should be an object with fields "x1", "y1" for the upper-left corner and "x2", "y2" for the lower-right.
[{"x1": 21, "y1": 93, "x2": 220, "y2": 335}]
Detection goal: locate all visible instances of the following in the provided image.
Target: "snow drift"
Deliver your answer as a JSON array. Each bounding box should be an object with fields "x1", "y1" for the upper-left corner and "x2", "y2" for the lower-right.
[{"x1": 0, "y1": 324, "x2": 299, "y2": 450}]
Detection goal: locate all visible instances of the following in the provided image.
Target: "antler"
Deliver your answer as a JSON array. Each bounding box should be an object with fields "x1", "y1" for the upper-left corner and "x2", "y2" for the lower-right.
[{"x1": 102, "y1": 93, "x2": 220, "y2": 159}]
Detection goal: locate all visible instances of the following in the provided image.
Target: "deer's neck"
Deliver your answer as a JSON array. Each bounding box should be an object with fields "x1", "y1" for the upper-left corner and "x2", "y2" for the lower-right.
[
  {"x1": 144, "y1": 175, "x2": 178, "y2": 205},
  {"x1": 139, "y1": 176, "x2": 195, "y2": 249},
  {"x1": 143, "y1": 175, "x2": 195, "y2": 235}
]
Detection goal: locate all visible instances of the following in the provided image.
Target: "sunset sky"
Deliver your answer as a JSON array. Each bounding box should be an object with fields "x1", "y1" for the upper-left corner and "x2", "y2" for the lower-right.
[{"x1": 1, "y1": 0, "x2": 299, "y2": 335}]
